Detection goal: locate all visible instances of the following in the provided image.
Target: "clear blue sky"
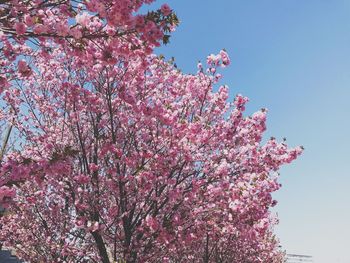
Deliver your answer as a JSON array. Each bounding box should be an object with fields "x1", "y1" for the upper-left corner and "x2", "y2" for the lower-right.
[{"x1": 145, "y1": 1, "x2": 350, "y2": 262}]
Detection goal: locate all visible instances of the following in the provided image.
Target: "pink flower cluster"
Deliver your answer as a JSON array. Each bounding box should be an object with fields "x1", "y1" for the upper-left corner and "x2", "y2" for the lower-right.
[
  {"x1": 207, "y1": 49, "x2": 231, "y2": 68},
  {"x1": 0, "y1": 186, "x2": 15, "y2": 208},
  {"x1": 0, "y1": 0, "x2": 178, "y2": 91}
]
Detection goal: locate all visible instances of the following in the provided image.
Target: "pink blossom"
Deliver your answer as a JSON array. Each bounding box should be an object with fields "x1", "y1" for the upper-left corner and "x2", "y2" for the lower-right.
[
  {"x1": 220, "y1": 49, "x2": 231, "y2": 67},
  {"x1": 75, "y1": 13, "x2": 91, "y2": 27},
  {"x1": 161, "y1": 4, "x2": 172, "y2": 16},
  {"x1": 56, "y1": 23, "x2": 69, "y2": 37},
  {"x1": 17, "y1": 60, "x2": 31, "y2": 76},
  {"x1": 75, "y1": 174, "x2": 90, "y2": 184},
  {"x1": 0, "y1": 186, "x2": 16, "y2": 200},
  {"x1": 70, "y1": 27, "x2": 82, "y2": 39},
  {"x1": 14, "y1": 22, "x2": 26, "y2": 35},
  {"x1": 89, "y1": 163, "x2": 99, "y2": 172},
  {"x1": 33, "y1": 24, "x2": 47, "y2": 34},
  {"x1": 146, "y1": 216, "x2": 160, "y2": 231},
  {"x1": 0, "y1": 76, "x2": 9, "y2": 92},
  {"x1": 24, "y1": 15, "x2": 34, "y2": 26}
]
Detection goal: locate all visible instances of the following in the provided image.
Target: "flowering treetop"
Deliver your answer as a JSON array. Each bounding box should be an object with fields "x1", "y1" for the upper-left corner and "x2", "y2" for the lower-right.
[
  {"x1": 0, "y1": 1, "x2": 302, "y2": 262},
  {"x1": 0, "y1": 0, "x2": 178, "y2": 92},
  {"x1": 0, "y1": 42, "x2": 302, "y2": 262}
]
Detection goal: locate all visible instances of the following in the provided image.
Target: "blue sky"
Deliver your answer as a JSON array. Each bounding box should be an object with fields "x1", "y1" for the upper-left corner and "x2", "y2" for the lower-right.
[{"x1": 145, "y1": 1, "x2": 350, "y2": 262}]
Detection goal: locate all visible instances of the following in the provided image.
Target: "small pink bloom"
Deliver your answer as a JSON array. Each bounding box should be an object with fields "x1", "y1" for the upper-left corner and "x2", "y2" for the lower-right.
[
  {"x1": 75, "y1": 174, "x2": 90, "y2": 184},
  {"x1": 220, "y1": 49, "x2": 231, "y2": 67},
  {"x1": 70, "y1": 28, "x2": 82, "y2": 39},
  {"x1": 0, "y1": 186, "x2": 16, "y2": 206},
  {"x1": 75, "y1": 13, "x2": 91, "y2": 27},
  {"x1": 33, "y1": 24, "x2": 47, "y2": 34},
  {"x1": 146, "y1": 215, "x2": 159, "y2": 231},
  {"x1": 14, "y1": 22, "x2": 26, "y2": 35},
  {"x1": 89, "y1": 163, "x2": 99, "y2": 172},
  {"x1": 160, "y1": 4, "x2": 172, "y2": 16},
  {"x1": 56, "y1": 23, "x2": 70, "y2": 37},
  {"x1": 18, "y1": 60, "x2": 31, "y2": 76},
  {"x1": 0, "y1": 76, "x2": 9, "y2": 93},
  {"x1": 134, "y1": 15, "x2": 145, "y2": 28},
  {"x1": 24, "y1": 15, "x2": 34, "y2": 26}
]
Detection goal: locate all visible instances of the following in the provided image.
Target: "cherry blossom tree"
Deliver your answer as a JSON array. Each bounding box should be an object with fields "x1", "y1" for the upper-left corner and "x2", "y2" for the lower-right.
[{"x1": 0, "y1": 1, "x2": 302, "y2": 263}]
